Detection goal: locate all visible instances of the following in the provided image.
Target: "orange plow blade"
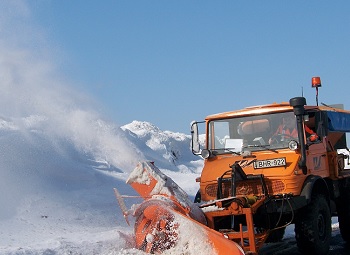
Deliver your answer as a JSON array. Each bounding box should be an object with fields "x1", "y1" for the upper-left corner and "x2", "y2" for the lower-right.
[{"x1": 124, "y1": 161, "x2": 245, "y2": 254}]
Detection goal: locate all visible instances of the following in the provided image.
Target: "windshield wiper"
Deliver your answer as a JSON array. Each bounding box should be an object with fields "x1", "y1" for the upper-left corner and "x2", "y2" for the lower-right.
[
  {"x1": 243, "y1": 144, "x2": 278, "y2": 153},
  {"x1": 212, "y1": 148, "x2": 241, "y2": 155}
]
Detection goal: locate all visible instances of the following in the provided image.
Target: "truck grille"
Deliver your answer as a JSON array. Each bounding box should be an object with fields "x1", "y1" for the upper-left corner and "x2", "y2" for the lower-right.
[{"x1": 205, "y1": 179, "x2": 285, "y2": 198}]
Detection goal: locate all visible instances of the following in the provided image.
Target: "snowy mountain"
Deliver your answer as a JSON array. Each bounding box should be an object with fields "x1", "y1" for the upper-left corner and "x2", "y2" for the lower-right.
[
  {"x1": 121, "y1": 120, "x2": 201, "y2": 171},
  {"x1": 0, "y1": 113, "x2": 203, "y2": 255}
]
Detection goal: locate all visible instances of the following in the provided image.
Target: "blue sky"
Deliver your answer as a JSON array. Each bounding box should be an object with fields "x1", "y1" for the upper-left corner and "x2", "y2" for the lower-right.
[{"x1": 9, "y1": 1, "x2": 350, "y2": 133}]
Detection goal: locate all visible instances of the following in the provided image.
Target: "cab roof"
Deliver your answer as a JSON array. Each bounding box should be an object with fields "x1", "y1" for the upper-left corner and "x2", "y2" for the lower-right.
[
  {"x1": 206, "y1": 101, "x2": 350, "y2": 123},
  {"x1": 206, "y1": 102, "x2": 292, "y2": 120}
]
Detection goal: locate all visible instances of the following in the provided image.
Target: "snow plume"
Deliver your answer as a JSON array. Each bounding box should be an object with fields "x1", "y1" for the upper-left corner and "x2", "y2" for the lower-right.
[
  {"x1": 0, "y1": 2, "x2": 143, "y2": 253},
  {"x1": 0, "y1": 1, "x2": 143, "y2": 173},
  {"x1": 0, "y1": 2, "x2": 202, "y2": 254}
]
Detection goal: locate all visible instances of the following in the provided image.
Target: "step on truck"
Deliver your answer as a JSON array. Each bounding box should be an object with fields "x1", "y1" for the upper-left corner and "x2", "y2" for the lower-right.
[{"x1": 118, "y1": 77, "x2": 350, "y2": 254}]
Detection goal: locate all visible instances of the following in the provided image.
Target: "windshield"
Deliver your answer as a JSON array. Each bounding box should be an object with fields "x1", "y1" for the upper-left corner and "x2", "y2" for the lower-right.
[{"x1": 208, "y1": 111, "x2": 298, "y2": 153}]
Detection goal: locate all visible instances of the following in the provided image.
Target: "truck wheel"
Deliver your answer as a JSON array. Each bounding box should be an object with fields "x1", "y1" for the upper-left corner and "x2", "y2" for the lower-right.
[
  {"x1": 294, "y1": 194, "x2": 331, "y2": 255},
  {"x1": 338, "y1": 185, "x2": 350, "y2": 242}
]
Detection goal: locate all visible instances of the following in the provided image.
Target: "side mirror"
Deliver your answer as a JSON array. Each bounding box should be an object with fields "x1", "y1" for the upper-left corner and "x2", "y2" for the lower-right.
[{"x1": 191, "y1": 121, "x2": 201, "y2": 155}]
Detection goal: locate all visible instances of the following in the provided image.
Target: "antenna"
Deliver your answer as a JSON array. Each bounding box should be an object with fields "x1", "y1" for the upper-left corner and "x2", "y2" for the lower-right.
[
  {"x1": 301, "y1": 86, "x2": 304, "y2": 97},
  {"x1": 311, "y1": 77, "x2": 322, "y2": 106}
]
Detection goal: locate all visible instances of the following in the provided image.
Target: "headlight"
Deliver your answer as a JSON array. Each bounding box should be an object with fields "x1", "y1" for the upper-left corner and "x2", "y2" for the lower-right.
[
  {"x1": 201, "y1": 149, "x2": 211, "y2": 159},
  {"x1": 288, "y1": 140, "x2": 299, "y2": 151}
]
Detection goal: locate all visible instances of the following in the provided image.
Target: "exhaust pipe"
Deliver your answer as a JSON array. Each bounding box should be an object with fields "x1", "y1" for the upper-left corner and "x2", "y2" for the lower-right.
[{"x1": 289, "y1": 97, "x2": 307, "y2": 174}]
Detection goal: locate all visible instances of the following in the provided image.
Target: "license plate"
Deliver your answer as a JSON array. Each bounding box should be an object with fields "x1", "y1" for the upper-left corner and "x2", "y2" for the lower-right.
[{"x1": 253, "y1": 157, "x2": 286, "y2": 169}]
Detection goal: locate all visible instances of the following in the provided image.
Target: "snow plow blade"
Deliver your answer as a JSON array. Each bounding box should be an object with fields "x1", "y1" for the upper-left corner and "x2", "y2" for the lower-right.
[{"x1": 125, "y1": 161, "x2": 245, "y2": 254}]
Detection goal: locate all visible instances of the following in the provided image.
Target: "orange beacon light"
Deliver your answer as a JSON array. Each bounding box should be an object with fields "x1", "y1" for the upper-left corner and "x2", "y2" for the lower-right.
[
  {"x1": 312, "y1": 76, "x2": 322, "y2": 87},
  {"x1": 312, "y1": 76, "x2": 322, "y2": 105}
]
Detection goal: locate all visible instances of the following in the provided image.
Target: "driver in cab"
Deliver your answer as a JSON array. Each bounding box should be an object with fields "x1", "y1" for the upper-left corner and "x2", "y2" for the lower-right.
[{"x1": 269, "y1": 115, "x2": 318, "y2": 144}]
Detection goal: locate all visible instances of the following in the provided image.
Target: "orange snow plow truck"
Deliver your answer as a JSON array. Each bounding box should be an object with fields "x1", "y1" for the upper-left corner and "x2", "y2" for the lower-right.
[{"x1": 117, "y1": 77, "x2": 350, "y2": 255}]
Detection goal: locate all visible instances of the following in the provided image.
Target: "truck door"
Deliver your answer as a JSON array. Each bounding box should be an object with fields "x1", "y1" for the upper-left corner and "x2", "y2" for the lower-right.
[{"x1": 306, "y1": 141, "x2": 329, "y2": 176}]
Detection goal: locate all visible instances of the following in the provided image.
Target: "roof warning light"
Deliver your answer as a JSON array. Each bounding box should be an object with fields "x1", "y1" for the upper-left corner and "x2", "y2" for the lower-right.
[
  {"x1": 311, "y1": 76, "x2": 322, "y2": 106},
  {"x1": 312, "y1": 76, "x2": 322, "y2": 88}
]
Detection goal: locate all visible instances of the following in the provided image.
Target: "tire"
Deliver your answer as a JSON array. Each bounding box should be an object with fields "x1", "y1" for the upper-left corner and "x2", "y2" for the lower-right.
[
  {"x1": 337, "y1": 184, "x2": 350, "y2": 242},
  {"x1": 294, "y1": 194, "x2": 331, "y2": 255}
]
